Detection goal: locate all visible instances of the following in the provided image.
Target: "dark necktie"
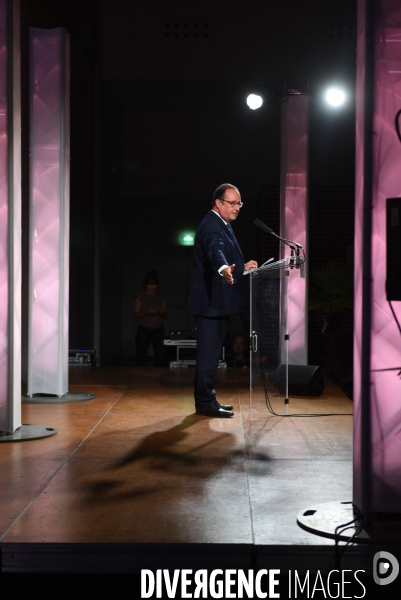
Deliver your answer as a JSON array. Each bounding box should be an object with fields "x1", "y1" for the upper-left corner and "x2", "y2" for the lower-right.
[{"x1": 226, "y1": 223, "x2": 242, "y2": 256}]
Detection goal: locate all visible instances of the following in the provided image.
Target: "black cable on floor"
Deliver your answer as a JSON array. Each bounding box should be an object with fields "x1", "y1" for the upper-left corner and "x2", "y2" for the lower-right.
[
  {"x1": 334, "y1": 503, "x2": 364, "y2": 570},
  {"x1": 262, "y1": 370, "x2": 353, "y2": 418}
]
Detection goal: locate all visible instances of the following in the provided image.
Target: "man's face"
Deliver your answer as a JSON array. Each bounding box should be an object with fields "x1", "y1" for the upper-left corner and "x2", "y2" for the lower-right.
[
  {"x1": 233, "y1": 336, "x2": 245, "y2": 355},
  {"x1": 214, "y1": 187, "x2": 241, "y2": 223}
]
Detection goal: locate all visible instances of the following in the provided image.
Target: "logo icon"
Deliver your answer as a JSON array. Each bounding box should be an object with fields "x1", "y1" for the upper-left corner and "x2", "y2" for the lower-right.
[{"x1": 373, "y1": 551, "x2": 399, "y2": 586}]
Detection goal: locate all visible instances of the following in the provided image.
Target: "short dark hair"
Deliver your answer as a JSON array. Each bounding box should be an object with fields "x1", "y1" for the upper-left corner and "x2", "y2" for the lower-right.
[
  {"x1": 211, "y1": 183, "x2": 239, "y2": 208},
  {"x1": 143, "y1": 269, "x2": 159, "y2": 289},
  {"x1": 233, "y1": 332, "x2": 246, "y2": 341}
]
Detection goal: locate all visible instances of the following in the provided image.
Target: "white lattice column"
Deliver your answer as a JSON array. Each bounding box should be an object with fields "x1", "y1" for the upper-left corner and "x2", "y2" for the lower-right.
[
  {"x1": 0, "y1": 0, "x2": 21, "y2": 434},
  {"x1": 280, "y1": 94, "x2": 309, "y2": 365},
  {"x1": 27, "y1": 28, "x2": 70, "y2": 397}
]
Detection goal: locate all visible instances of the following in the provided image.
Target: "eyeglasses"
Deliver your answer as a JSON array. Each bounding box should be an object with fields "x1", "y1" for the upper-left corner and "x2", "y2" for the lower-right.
[{"x1": 220, "y1": 199, "x2": 243, "y2": 208}]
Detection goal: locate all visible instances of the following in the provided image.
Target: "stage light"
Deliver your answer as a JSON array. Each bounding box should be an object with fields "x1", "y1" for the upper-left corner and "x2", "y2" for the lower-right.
[
  {"x1": 325, "y1": 87, "x2": 346, "y2": 107},
  {"x1": 181, "y1": 233, "x2": 195, "y2": 246},
  {"x1": 246, "y1": 85, "x2": 305, "y2": 111},
  {"x1": 246, "y1": 94, "x2": 263, "y2": 110}
]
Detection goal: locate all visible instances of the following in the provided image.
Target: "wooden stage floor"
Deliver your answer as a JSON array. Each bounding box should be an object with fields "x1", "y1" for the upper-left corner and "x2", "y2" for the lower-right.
[{"x1": 0, "y1": 366, "x2": 359, "y2": 573}]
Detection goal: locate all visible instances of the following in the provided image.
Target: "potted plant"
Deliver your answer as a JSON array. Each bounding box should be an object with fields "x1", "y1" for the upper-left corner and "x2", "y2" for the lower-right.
[{"x1": 309, "y1": 260, "x2": 353, "y2": 396}]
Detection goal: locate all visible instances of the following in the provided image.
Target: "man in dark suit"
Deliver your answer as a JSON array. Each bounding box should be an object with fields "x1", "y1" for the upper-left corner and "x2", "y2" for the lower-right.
[{"x1": 187, "y1": 183, "x2": 258, "y2": 417}]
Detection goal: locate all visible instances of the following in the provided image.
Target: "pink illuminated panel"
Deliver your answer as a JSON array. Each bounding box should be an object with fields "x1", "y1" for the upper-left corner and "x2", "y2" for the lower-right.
[
  {"x1": 0, "y1": 0, "x2": 9, "y2": 423},
  {"x1": 28, "y1": 28, "x2": 70, "y2": 397},
  {"x1": 354, "y1": 0, "x2": 401, "y2": 513},
  {"x1": 370, "y1": 2, "x2": 401, "y2": 512},
  {"x1": 0, "y1": 0, "x2": 21, "y2": 434},
  {"x1": 280, "y1": 94, "x2": 309, "y2": 364},
  {"x1": 353, "y1": 0, "x2": 366, "y2": 510}
]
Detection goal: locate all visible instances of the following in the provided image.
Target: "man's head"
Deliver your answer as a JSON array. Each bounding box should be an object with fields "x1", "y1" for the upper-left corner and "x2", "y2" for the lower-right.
[
  {"x1": 212, "y1": 183, "x2": 242, "y2": 223},
  {"x1": 232, "y1": 333, "x2": 246, "y2": 356}
]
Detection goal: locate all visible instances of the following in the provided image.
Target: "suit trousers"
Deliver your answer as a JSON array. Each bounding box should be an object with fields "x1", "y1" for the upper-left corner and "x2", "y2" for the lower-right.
[{"x1": 194, "y1": 315, "x2": 229, "y2": 405}]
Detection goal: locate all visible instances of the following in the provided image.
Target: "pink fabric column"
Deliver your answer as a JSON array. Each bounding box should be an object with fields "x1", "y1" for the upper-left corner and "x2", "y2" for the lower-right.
[
  {"x1": 0, "y1": 0, "x2": 21, "y2": 434},
  {"x1": 280, "y1": 94, "x2": 309, "y2": 365},
  {"x1": 354, "y1": 0, "x2": 401, "y2": 514},
  {"x1": 27, "y1": 28, "x2": 70, "y2": 397}
]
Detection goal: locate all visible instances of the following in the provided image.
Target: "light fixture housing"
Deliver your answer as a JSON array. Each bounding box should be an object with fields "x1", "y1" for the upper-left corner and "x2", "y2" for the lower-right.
[{"x1": 246, "y1": 84, "x2": 308, "y2": 110}]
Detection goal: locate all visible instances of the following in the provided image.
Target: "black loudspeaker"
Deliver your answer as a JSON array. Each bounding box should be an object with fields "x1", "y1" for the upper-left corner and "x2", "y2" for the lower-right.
[
  {"x1": 386, "y1": 198, "x2": 401, "y2": 301},
  {"x1": 275, "y1": 364, "x2": 324, "y2": 397}
]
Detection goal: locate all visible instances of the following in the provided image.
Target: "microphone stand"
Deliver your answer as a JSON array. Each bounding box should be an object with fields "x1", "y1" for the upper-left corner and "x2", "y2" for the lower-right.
[
  {"x1": 254, "y1": 217, "x2": 303, "y2": 262},
  {"x1": 253, "y1": 218, "x2": 306, "y2": 414}
]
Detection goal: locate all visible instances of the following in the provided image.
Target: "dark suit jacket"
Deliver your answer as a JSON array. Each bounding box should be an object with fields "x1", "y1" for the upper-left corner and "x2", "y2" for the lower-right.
[{"x1": 187, "y1": 210, "x2": 245, "y2": 317}]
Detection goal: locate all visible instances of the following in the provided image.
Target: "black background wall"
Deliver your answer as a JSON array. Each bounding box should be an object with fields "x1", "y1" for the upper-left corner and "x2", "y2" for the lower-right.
[{"x1": 18, "y1": 0, "x2": 356, "y2": 370}]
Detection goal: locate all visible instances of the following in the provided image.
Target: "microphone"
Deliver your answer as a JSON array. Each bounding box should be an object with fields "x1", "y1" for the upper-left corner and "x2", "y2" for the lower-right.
[
  {"x1": 289, "y1": 247, "x2": 296, "y2": 269},
  {"x1": 254, "y1": 218, "x2": 303, "y2": 250},
  {"x1": 254, "y1": 218, "x2": 275, "y2": 236}
]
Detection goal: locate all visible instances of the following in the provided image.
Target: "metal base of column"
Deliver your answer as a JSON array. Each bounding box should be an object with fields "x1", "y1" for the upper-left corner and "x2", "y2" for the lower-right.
[
  {"x1": 297, "y1": 500, "x2": 401, "y2": 543},
  {"x1": 22, "y1": 391, "x2": 96, "y2": 403},
  {"x1": 0, "y1": 423, "x2": 57, "y2": 442}
]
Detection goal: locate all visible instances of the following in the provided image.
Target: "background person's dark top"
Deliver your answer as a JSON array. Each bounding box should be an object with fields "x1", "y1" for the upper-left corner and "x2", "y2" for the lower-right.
[{"x1": 136, "y1": 291, "x2": 166, "y2": 329}]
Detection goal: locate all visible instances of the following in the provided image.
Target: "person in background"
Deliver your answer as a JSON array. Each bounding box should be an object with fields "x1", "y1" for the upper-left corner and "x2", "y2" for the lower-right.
[
  {"x1": 134, "y1": 270, "x2": 167, "y2": 367},
  {"x1": 226, "y1": 333, "x2": 249, "y2": 368}
]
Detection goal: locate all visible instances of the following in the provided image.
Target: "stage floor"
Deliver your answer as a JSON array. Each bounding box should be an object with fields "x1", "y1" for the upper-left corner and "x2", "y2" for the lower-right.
[{"x1": 0, "y1": 366, "x2": 358, "y2": 572}]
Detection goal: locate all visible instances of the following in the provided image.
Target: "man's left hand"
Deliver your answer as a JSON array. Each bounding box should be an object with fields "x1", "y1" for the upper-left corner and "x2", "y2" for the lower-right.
[{"x1": 244, "y1": 260, "x2": 258, "y2": 271}]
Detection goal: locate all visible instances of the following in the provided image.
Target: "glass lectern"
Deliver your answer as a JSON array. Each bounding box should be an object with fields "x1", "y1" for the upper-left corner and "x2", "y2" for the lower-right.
[{"x1": 247, "y1": 258, "x2": 302, "y2": 415}]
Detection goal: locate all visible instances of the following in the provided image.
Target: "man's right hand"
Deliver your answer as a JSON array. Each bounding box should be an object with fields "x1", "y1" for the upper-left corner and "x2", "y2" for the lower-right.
[{"x1": 222, "y1": 264, "x2": 235, "y2": 285}]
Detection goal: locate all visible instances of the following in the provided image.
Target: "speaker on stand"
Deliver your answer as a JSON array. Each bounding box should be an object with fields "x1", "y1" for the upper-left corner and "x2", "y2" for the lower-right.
[{"x1": 275, "y1": 364, "x2": 324, "y2": 397}]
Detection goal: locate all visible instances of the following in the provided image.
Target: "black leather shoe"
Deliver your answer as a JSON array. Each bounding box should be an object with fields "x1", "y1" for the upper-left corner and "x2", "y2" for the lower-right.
[
  {"x1": 211, "y1": 395, "x2": 233, "y2": 411},
  {"x1": 218, "y1": 402, "x2": 233, "y2": 411},
  {"x1": 196, "y1": 400, "x2": 234, "y2": 418}
]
